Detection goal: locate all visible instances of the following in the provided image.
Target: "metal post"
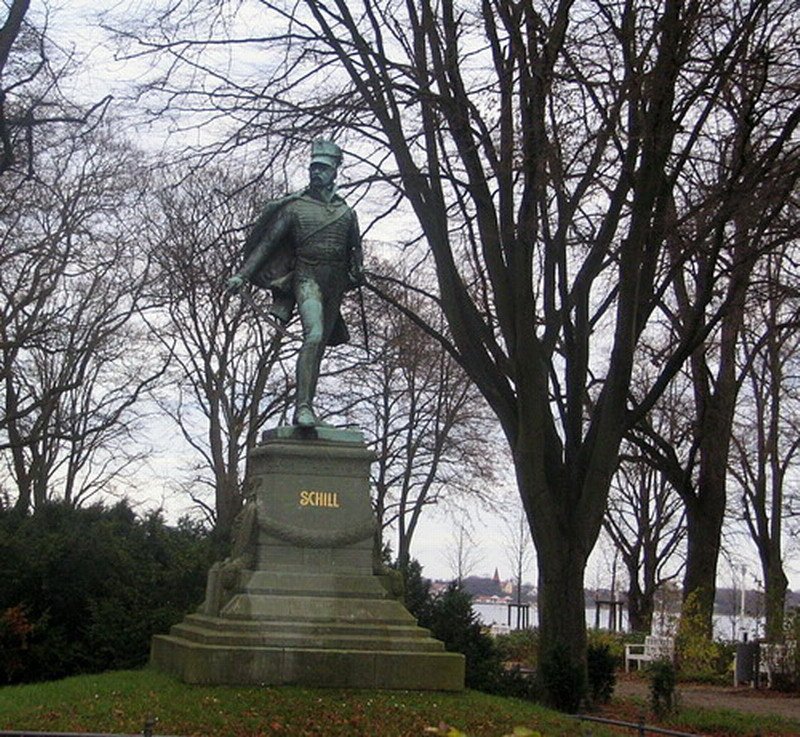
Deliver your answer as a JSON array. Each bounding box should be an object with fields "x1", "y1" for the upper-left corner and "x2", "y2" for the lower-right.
[{"x1": 143, "y1": 716, "x2": 155, "y2": 737}]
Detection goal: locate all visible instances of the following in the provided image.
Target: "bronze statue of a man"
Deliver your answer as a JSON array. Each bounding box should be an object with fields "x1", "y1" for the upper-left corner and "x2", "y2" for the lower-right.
[{"x1": 227, "y1": 140, "x2": 364, "y2": 428}]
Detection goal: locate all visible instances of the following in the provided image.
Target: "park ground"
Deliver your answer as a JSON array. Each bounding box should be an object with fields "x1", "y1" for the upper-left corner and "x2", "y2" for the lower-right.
[
  {"x1": 613, "y1": 671, "x2": 800, "y2": 719},
  {"x1": 599, "y1": 671, "x2": 800, "y2": 735},
  {"x1": 1, "y1": 669, "x2": 799, "y2": 737}
]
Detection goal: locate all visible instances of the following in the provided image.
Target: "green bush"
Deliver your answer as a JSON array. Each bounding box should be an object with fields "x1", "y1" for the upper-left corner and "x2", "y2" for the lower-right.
[
  {"x1": 495, "y1": 629, "x2": 539, "y2": 667},
  {"x1": 648, "y1": 658, "x2": 678, "y2": 717},
  {"x1": 0, "y1": 501, "x2": 213, "y2": 683},
  {"x1": 401, "y1": 558, "x2": 432, "y2": 621},
  {"x1": 421, "y1": 582, "x2": 505, "y2": 691},
  {"x1": 538, "y1": 642, "x2": 586, "y2": 713},
  {"x1": 586, "y1": 628, "x2": 629, "y2": 668},
  {"x1": 0, "y1": 605, "x2": 35, "y2": 682},
  {"x1": 676, "y1": 590, "x2": 722, "y2": 680},
  {"x1": 586, "y1": 642, "x2": 616, "y2": 704},
  {"x1": 402, "y1": 564, "x2": 538, "y2": 697}
]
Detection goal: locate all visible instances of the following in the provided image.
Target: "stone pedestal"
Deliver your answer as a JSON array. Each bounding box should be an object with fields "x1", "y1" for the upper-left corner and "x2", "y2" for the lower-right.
[{"x1": 150, "y1": 428, "x2": 464, "y2": 690}]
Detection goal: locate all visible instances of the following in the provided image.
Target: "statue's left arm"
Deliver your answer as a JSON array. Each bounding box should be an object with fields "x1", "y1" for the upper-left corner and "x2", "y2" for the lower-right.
[
  {"x1": 347, "y1": 211, "x2": 365, "y2": 289},
  {"x1": 226, "y1": 206, "x2": 293, "y2": 294}
]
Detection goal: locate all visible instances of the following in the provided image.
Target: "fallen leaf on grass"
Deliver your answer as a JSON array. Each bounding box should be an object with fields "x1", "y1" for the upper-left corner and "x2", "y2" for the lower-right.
[{"x1": 424, "y1": 723, "x2": 468, "y2": 737}]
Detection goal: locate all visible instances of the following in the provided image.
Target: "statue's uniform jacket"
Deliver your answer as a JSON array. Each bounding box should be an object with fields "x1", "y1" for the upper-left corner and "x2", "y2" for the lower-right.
[{"x1": 240, "y1": 192, "x2": 362, "y2": 346}]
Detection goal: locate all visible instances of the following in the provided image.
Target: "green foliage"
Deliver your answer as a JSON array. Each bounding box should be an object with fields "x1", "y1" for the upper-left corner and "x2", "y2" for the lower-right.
[
  {"x1": 402, "y1": 558, "x2": 433, "y2": 621},
  {"x1": 586, "y1": 629, "x2": 630, "y2": 668},
  {"x1": 648, "y1": 659, "x2": 678, "y2": 717},
  {"x1": 676, "y1": 591, "x2": 722, "y2": 679},
  {"x1": 538, "y1": 642, "x2": 586, "y2": 713},
  {"x1": 494, "y1": 629, "x2": 539, "y2": 667},
  {"x1": 421, "y1": 582, "x2": 504, "y2": 691},
  {"x1": 0, "y1": 501, "x2": 213, "y2": 683},
  {"x1": 0, "y1": 604, "x2": 35, "y2": 682},
  {"x1": 586, "y1": 643, "x2": 616, "y2": 704},
  {"x1": 401, "y1": 562, "x2": 538, "y2": 698}
]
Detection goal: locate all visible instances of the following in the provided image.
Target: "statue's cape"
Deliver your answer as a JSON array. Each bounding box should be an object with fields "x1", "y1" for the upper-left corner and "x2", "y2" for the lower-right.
[
  {"x1": 242, "y1": 190, "x2": 351, "y2": 346},
  {"x1": 242, "y1": 191, "x2": 304, "y2": 293}
]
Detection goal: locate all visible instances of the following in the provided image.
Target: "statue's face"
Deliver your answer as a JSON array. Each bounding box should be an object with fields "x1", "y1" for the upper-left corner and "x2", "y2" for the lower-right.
[{"x1": 309, "y1": 162, "x2": 336, "y2": 190}]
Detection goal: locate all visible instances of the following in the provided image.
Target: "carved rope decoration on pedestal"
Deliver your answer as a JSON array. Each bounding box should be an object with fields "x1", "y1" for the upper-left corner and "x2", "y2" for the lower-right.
[{"x1": 258, "y1": 514, "x2": 376, "y2": 548}]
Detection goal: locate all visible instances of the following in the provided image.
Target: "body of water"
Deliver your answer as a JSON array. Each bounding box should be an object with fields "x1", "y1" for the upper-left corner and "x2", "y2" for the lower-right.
[{"x1": 473, "y1": 602, "x2": 762, "y2": 641}]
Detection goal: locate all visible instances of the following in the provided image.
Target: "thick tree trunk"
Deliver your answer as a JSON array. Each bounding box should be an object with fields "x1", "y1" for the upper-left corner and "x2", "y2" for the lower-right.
[
  {"x1": 514, "y1": 442, "x2": 600, "y2": 695},
  {"x1": 537, "y1": 539, "x2": 588, "y2": 665},
  {"x1": 763, "y1": 544, "x2": 788, "y2": 642},
  {"x1": 626, "y1": 575, "x2": 654, "y2": 633},
  {"x1": 214, "y1": 474, "x2": 242, "y2": 546},
  {"x1": 682, "y1": 490, "x2": 725, "y2": 636}
]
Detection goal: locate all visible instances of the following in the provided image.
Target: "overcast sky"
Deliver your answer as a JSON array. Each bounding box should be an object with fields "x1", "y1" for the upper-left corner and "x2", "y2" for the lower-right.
[{"x1": 33, "y1": 0, "x2": 793, "y2": 596}]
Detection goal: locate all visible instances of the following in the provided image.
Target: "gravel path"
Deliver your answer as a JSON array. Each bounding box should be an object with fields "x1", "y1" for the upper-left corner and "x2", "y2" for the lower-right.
[{"x1": 614, "y1": 675, "x2": 800, "y2": 721}]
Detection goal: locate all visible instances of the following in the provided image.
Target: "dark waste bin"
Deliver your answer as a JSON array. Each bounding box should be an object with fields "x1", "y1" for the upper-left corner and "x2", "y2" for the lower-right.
[{"x1": 734, "y1": 641, "x2": 759, "y2": 686}]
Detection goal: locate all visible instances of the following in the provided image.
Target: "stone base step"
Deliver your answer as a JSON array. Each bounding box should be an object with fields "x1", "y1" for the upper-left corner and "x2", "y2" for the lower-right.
[
  {"x1": 238, "y1": 570, "x2": 395, "y2": 598},
  {"x1": 150, "y1": 635, "x2": 464, "y2": 690},
  {"x1": 220, "y1": 593, "x2": 417, "y2": 624},
  {"x1": 182, "y1": 613, "x2": 433, "y2": 639},
  {"x1": 170, "y1": 621, "x2": 444, "y2": 652}
]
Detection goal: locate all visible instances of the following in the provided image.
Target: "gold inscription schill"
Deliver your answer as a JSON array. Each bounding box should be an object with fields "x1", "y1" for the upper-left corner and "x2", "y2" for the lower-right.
[{"x1": 299, "y1": 490, "x2": 341, "y2": 508}]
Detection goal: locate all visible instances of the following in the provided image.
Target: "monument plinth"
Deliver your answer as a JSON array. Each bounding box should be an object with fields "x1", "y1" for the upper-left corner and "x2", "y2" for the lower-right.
[{"x1": 151, "y1": 429, "x2": 465, "y2": 690}]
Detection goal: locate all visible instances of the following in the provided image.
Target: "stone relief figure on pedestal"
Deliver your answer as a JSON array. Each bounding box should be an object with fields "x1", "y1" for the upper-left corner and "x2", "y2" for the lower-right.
[{"x1": 226, "y1": 139, "x2": 365, "y2": 428}]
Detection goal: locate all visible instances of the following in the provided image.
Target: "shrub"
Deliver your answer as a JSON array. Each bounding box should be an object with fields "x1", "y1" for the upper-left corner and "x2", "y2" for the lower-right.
[
  {"x1": 0, "y1": 605, "x2": 34, "y2": 682},
  {"x1": 401, "y1": 565, "x2": 536, "y2": 697},
  {"x1": 586, "y1": 642, "x2": 616, "y2": 704},
  {"x1": 422, "y1": 582, "x2": 505, "y2": 692},
  {"x1": 586, "y1": 628, "x2": 628, "y2": 668},
  {"x1": 0, "y1": 501, "x2": 214, "y2": 683},
  {"x1": 538, "y1": 642, "x2": 586, "y2": 713},
  {"x1": 402, "y1": 558, "x2": 433, "y2": 622},
  {"x1": 648, "y1": 659, "x2": 678, "y2": 717},
  {"x1": 495, "y1": 629, "x2": 539, "y2": 668}
]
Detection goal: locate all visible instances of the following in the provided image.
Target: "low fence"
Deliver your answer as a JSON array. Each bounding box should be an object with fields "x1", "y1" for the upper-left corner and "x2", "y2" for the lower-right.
[
  {"x1": 575, "y1": 714, "x2": 706, "y2": 737},
  {"x1": 0, "y1": 718, "x2": 171, "y2": 737}
]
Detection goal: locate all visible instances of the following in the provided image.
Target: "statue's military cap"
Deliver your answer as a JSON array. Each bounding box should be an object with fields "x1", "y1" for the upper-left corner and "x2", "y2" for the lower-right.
[{"x1": 310, "y1": 139, "x2": 343, "y2": 169}]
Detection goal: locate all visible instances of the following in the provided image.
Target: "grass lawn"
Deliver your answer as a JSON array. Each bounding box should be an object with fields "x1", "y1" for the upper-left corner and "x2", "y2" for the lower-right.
[
  {"x1": 605, "y1": 684, "x2": 800, "y2": 737},
  {"x1": 0, "y1": 669, "x2": 613, "y2": 737},
  {"x1": 671, "y1": 705, "x2": 800, "y2": 737}
]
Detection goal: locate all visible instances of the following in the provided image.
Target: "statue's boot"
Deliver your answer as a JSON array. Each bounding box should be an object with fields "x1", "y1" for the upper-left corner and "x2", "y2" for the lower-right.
[
  {"x1": 294, "y1": 333, "x2": 324, "y2": 427},
  {"x1": 294, "y1": 404, "x2": 317, "y2": 427}
]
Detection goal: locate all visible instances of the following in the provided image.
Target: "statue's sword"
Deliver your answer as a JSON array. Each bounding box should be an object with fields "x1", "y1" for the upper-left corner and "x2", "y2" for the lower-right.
[{"x1": 357, "y1": 282, "x2": 370, "y2": 358}]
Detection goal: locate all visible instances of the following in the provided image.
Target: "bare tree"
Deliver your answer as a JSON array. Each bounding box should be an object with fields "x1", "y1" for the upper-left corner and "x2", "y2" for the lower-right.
[
  {"x1": 142, "y1": 168, "x2": 294, "y2": 542},
  {"x1": 446, "y1": 523, "x2": 481, "y2": 586},
  {"x1": 729, "y1": 251, "x2": 800, "y2": 641},
  {"x1": 605, "y1": 444, "x2": 685, "y2": 633},
  {"x1": 323, "y1": 255, "x2": 501, "y2": 569},
  {"x1": 0, "y1": 1, "x2": 109, "y2": 178},
  {"x1": 505, "y1": 512, "x2": 534, "y2": 608},
  {"x1": 0, "y1": 125, "x2": 164, "y2": 512},
  {"x1": 119, "y1": 0, "x2": 800, "y2": 676}
]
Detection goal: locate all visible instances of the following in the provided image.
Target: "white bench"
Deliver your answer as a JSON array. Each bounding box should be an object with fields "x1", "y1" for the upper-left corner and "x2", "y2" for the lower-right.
[{"x1": 624, "y1": 635, "x2": 675, "y2": 672}]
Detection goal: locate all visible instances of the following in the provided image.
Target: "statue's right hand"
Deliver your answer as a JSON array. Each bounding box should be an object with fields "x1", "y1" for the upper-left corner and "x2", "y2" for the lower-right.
[{"x1": 225, "y1": 275, "x2": 245, "y2": 294}]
